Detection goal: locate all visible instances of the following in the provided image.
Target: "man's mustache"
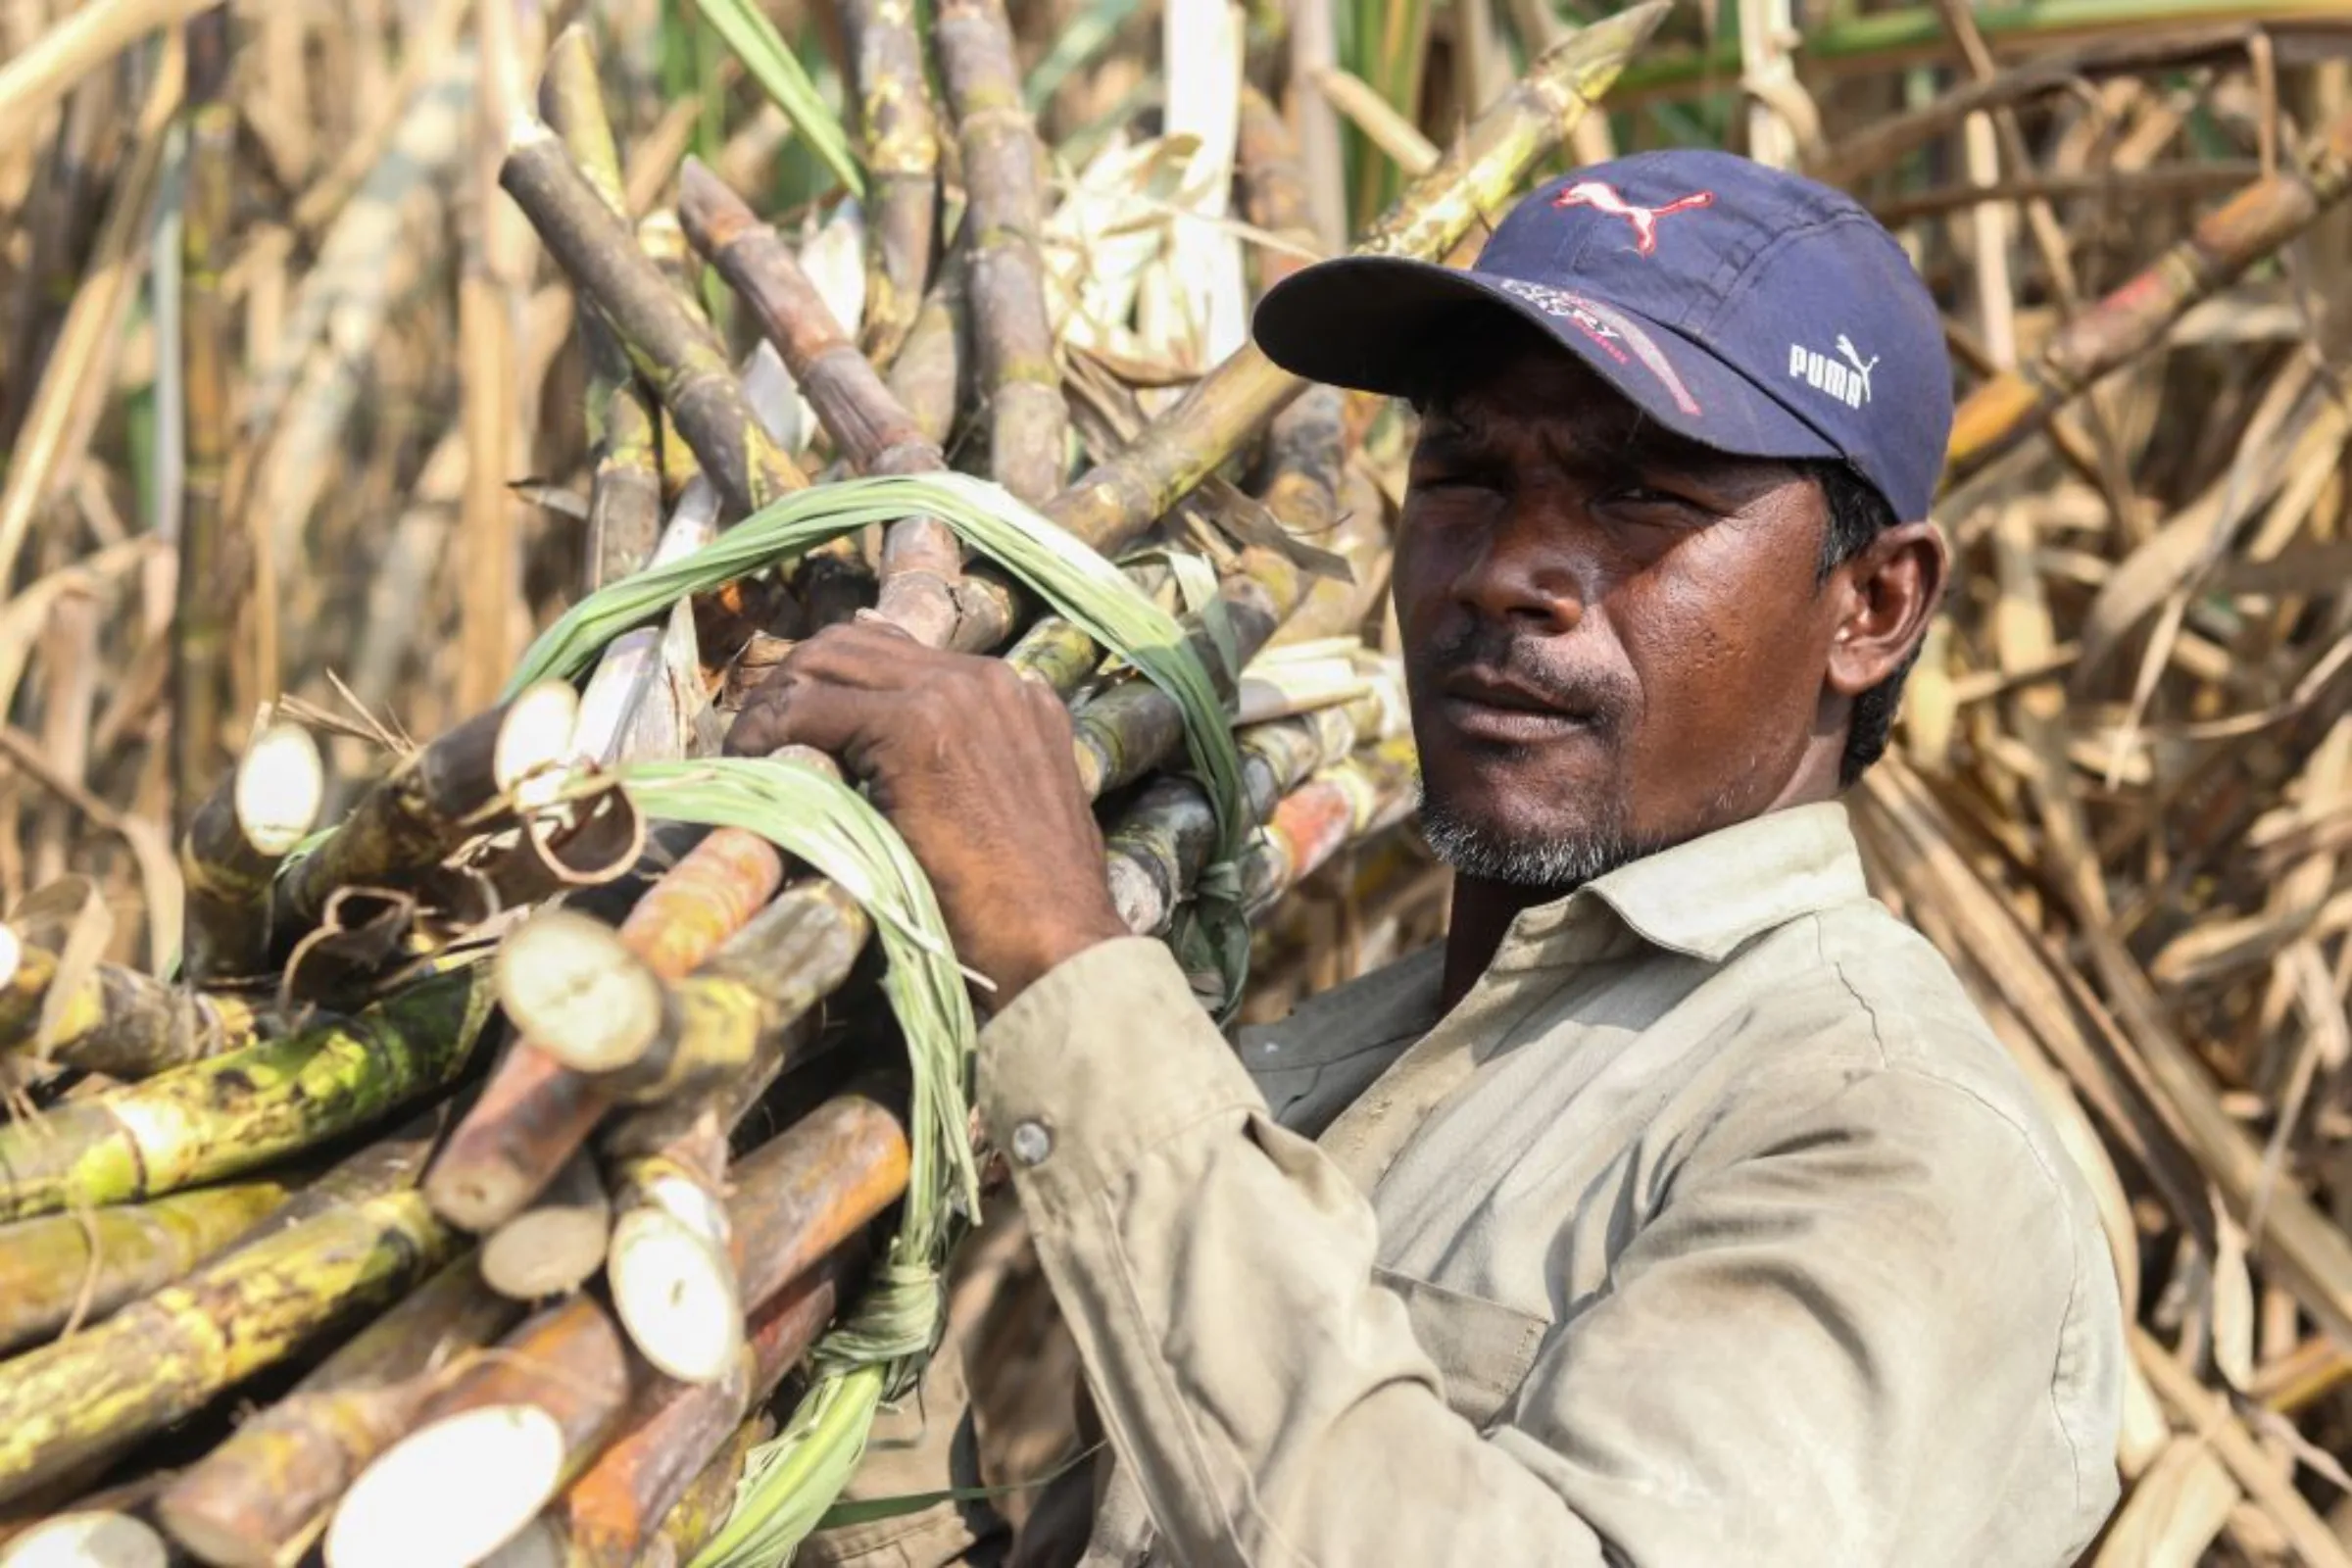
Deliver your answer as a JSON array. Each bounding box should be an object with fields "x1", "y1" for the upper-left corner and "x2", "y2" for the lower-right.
[{"x1": 1415, "y1": 622, "x2": 1636, "y2": 734}]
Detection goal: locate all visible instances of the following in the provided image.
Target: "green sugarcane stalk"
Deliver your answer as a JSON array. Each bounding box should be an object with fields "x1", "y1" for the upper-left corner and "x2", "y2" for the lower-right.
[
  {"x1": 0, "y1": 1179, "x2": 290, "y2": 1356},
  {"x1": 0, "y1": 965, "x2": 494, "y2": 1223},
  {"x1": 500, "y1": 117, "x2": 810, "y2": 518},
  {"x1": 1945, "y1": 98, "x2": 2352, "y2": 486},
  {"x1": 542, "y1": 23, "x2": 666, "y2": 590},
  {"x1": 0, "y1": 1186, "x2": 459, "y2": 1507},
  {"x1": 155, "y1": 1250, "x2": 522, "y2": 1568},
  {"x1": 841, "y1": 0, "x2": 940, "y2": 367},
  {"x1": 937, "y1": 0, "x2": 1067, "y2": 507}
]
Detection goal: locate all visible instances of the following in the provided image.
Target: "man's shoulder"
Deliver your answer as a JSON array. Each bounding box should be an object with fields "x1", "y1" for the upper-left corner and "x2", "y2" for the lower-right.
[
  {"x1": 1725, "y1": 893, "x2": 2042, "y2": 1131},
  {"x1": 1694, "y1": 894, "x2": 2113, "y2": 1267}
]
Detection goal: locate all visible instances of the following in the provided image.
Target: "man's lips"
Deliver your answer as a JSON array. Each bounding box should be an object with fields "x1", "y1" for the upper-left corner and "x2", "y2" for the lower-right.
[{"x1": 1434, "y1": 669, "x2": 1600, "y2": 743}]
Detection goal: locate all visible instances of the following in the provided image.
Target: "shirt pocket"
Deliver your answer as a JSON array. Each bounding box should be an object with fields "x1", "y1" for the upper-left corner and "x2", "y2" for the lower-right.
[{"x1": 1373, "y1": 1266, "x2": 1549, "y2": 1432}]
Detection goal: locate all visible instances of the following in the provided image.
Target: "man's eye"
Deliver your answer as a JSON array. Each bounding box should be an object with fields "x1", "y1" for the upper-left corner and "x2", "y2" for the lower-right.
[{"x1": 1604, "y1": 486, "x2": 1707, "y2": 520}]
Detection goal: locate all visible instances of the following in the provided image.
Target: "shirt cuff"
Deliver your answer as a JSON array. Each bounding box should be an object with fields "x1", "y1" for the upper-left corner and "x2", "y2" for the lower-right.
[{"x1": 977, "y1": 936, "x2": 1263, "y2": 1201}]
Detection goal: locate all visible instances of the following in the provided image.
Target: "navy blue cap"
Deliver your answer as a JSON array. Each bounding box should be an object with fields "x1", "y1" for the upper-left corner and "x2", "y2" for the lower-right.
[{"x1": 1252, "y1": 148, "x2": 1953, "y2": 522}]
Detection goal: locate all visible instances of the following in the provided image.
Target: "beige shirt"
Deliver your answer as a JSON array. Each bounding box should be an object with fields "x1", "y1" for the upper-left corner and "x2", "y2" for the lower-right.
[{"x1": 822, "y1": 801, "x2": 2124, "y2": 1566}]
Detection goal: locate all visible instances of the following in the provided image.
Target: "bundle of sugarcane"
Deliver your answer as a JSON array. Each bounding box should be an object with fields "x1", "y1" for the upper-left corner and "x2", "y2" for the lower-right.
[{"x1": 0, "y1": 10, "x2": 1668, "y2": 1567}]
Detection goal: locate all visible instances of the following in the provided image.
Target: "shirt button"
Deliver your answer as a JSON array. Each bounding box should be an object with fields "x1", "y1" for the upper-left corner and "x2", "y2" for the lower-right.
[{"x1": 1010, "y1": 1119, "x2": 1054, "y2": 1167}]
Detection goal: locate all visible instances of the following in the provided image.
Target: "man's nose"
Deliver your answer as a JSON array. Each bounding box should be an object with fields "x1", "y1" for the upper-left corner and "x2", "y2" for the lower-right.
[{"x1": 1452, "y1": 500, "x2": 1587, "y2": 631}]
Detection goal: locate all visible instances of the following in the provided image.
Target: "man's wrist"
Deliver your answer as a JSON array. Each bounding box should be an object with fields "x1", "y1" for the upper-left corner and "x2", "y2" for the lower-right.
[{"x1": 974, "y1": 913, "x2": 1132, "y2": 1014}]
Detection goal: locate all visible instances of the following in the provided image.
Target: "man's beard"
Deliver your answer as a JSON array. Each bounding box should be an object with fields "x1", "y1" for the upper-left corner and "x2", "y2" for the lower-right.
[{"x1": 1417, "y1": 779, "x2": 1656, "y2": 891}]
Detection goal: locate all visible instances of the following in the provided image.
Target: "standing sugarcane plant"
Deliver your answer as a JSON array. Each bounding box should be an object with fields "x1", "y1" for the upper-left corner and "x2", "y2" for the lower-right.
[{"x1": 175, "y1": 4, "x2": 238, "y2": 831}]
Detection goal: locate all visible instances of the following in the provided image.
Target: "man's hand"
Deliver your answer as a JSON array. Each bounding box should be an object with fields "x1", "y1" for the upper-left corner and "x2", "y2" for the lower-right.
[{"x1": 726, "y1": 619, "x2": 1130, "y2": 1009}]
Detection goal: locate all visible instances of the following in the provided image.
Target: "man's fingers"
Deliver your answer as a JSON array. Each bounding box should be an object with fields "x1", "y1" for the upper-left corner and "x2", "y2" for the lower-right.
[
  {"x1": 724, "y1": 673, "x2": 894, "y2": 764},
  {"x1": 781, "y1": 620, "x2": 942, "y2": 692}
]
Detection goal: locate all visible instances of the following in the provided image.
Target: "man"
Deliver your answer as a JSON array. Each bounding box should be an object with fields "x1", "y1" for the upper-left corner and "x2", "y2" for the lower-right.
[{"x1": 735, "y1": 149, "x2": 2125, "y2": 1566}]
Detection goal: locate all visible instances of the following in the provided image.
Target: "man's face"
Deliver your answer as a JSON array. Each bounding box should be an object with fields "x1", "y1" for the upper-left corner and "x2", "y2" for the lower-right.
[{"x1": 1396, "y1": 333, "x2": 1846, "y2": 888}]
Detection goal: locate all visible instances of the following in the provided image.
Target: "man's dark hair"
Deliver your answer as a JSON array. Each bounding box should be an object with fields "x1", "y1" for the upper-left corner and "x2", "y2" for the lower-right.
[{"x1": 1803, "y1": 460, "x2": 1913, "y2": 785}]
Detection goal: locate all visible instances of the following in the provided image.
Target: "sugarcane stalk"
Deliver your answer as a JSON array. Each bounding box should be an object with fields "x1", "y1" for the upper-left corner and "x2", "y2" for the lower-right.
[
  {"x1": 885, "y1": 244, "x2": 968, "y2": 452},
  {"x1": 503, "y1": 878, "x2": 865, "y2": 1094},
  {"x1": 0, "y1": 1186, "x2": 459, "y2": 1507},
  {"x1": 646, "y1": 1406, "x2": 776, "y2": 1567},
  {"x1": 678, "y1": 160, "x2": 1015, "y2": 653},
  {"x1": 0, "y1": 965, "x2": 494, "y2": 1224},
  {"x1": 1061, "y1": 376, "x2": 1351, "y2": 802},
  {"x1": 590, "y1": 888, "x2": 872, "y2": 1383},
  {"x1": 271, "y1": 688, "x2": 575, "y2": 942},
  {"x1": 0, "y1": 943, "x2": 262, "y2": 1081},
  {"x1": 323, "y1": 1294, "x2": 638, "y2": 1568},
  {"x1": 173, "y1": 4, "x2": 238, "y2": 834},
  {"x1": 607, "y1": 1090, "x2": 906, "y2": 1398},
  {"x1": 1106, "y1": 690, "x2": 1397, "y2": 937},
  {"x1": 1036, "y1": 2, "x2": 1665, "y2": 559},
  {"x1": 0, "y1": 1180, "x2": 290, "y2": 1356},
  {"x1": 727, "y1": 1091, "x2": 909, "y2": 1314},
  {"x1": 937, "y1": 0, "x2": 1067, "y2": 506},
  {"x1": 182, "y1": 720, "x2": 327, "y2": 984},
  {"x1": 841, "y1": 0, "x2": 939, "y2": 367},
  {"x1": 480, "y1": 1153, "x2": 612, "y2": 1302},
  {"x1": 500, "y1": 118, "x2": 810, "y2": 518},
  {"x1": 425, "y1": 827, "x2": 787, "y2": 1231},
  {"x1": 1240, "y1": 735, "x2": 1422, "y2": 917},
  {"x1": 540, "y1": 24, "x2": 664, "y2": 590},
  {"x1": 514, "y1": 1250, "x2": 856, "y2": 1568},
  {"x1": 155, "y1": 1251, "x2": 523, "y2": 1568},
  {"x1": 1946, "y1": 99, "x2": 2352, "y2": 486},
  {"x1": 637, "y1": 212, "x2": 714, "y2": 505}
]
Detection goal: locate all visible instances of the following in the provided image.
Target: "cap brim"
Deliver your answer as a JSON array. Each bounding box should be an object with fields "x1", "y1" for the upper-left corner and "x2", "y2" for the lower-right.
[{"x1": 1252, "y1": 256, "x2": 1840, "y2": 466}]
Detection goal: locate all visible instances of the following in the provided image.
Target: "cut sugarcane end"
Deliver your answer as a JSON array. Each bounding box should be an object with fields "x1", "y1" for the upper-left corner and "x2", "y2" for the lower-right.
[
  {"x1": 609, "y1": 1208, "x2": 745, "y2": 1386},
  {"x1": 481, "y1": 1186, "x2": 612, "y2": 1301},
  {"x1": 494, "y1": 681, "x2": 582, "y2": 811},
  {"x1": 475, "y1": 1520, "x2": 566, "y2": 1568},
  {"x1": 496, "y1": 908, "x2": 663, "y2": 1072},
  {"x1": 234, "y1": 720, "x2": 326, "y2": 858},
  {"x1": 325, "y1": 1404, "x2": 566, "y2": 1568},
  {"x1": 0, "y1": 1513, "x2": 170, "y2": 1568},
  {"x1": 0, "y1": 924, "x2": 20, "y2": 991}
]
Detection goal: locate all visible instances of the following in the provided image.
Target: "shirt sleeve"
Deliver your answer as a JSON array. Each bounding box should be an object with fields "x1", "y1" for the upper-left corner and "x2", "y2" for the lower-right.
[{"x1": 979, "y1": 936, "x2": 2104, "y2": 1568}]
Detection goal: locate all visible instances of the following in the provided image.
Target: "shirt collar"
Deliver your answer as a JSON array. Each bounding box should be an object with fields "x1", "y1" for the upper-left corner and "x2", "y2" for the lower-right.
[{"x1": 1494, "y1": 801, "x2": 1870, "y2": 967}]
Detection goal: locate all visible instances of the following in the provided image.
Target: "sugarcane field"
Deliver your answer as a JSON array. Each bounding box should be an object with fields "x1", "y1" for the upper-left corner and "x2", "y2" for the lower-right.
[{"x1": 6, "y1": 0, "x2": 2352, "y2": 1562}]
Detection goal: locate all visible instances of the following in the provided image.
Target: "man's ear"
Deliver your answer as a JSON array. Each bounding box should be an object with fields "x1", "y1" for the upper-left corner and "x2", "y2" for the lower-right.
[{"x1": 1825, "y1": 520, "x2": 1948, "y2": 698}]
